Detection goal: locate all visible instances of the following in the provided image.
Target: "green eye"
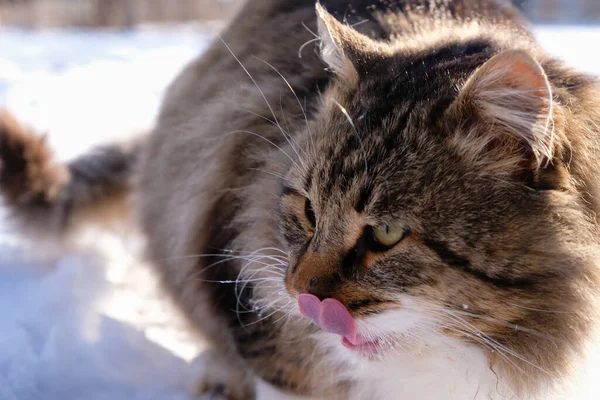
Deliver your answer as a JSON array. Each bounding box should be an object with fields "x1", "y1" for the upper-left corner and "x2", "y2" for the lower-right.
[{"x1": 372, "y1": 225, "x2": 407, "y2": 248}]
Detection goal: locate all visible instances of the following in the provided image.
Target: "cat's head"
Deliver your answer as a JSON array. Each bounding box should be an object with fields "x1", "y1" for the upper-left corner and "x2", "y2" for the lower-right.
[{"x1": 277, "y1": 4, "x2": 599, "y2": 392}]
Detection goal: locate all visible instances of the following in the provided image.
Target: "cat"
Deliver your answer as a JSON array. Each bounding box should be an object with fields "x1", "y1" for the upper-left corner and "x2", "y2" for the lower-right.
[{"x1": 2, "y1": 0, "x2": 600, "y2": 399}]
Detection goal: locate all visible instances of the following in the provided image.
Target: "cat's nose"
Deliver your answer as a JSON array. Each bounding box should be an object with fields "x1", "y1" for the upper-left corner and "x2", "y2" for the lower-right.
[
  {"x1": 306, "y1": 276, "x2": 339, "y2": 300},
  {"x1": 288, "y1": 247, "x2": 341, "y2": 299},
  {"x1": 292, "y1": 274, "x2": 340, "y2": 301}
]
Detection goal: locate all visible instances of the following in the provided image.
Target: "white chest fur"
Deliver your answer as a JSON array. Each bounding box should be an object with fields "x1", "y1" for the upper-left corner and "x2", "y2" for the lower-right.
[
  {"x1": 320, "y1": 331, "x2": 507, "y2": 400},
  {"x1": 312, "y1": 296, "x2": 523, "y2": 400}
]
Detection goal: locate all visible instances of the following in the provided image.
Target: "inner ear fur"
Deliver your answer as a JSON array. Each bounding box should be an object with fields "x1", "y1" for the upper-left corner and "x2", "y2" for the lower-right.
[
  {"x1": 450, "y1": 50, "x2": 568, "y2": 188},
  {"x1": 315, "y1": 3, "x2": 388, "y2": 82}
]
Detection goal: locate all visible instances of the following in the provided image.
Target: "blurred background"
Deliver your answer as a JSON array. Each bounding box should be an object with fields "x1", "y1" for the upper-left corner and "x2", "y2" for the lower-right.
[
  {"x1": 1, "y1": 2, "x2": 599, "y2": 400},
  {"x1": 521, "y1": 0, "x2": 600, "y2": 23},
  {"x1": 0, "y1": 0, "x2": 240, "y2": 28},
  {"x1": 0, "y1": 0, "x2": 599, "y2": 28}
]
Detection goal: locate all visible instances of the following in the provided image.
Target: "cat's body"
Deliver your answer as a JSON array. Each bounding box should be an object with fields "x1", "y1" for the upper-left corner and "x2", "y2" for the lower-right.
[{"x1": 2, "y1": 1, "x2": 600, "y2": 399}]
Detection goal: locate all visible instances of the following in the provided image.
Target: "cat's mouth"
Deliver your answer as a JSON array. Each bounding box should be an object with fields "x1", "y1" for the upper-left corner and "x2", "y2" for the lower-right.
[{"x1": 297, "y1": 294, "x2": 384, "y2": 357}]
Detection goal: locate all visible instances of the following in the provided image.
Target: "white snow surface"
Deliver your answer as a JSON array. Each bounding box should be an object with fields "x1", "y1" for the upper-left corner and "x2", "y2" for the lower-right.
[{"x1": 1, "y1": 24, "x2": 600, "y2": 400}]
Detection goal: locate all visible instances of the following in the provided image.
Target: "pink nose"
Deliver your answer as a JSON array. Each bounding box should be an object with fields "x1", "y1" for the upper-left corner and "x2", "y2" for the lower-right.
[{"x1": 297, "y1": 293, "x2": 357, "y2": 341}]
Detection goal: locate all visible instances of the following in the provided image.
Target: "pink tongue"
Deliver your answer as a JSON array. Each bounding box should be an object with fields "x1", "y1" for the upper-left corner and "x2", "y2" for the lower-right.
[
  {"x1": 297, "y1": 293, "x2": 321, "y2": 322},
  {"x1": 298, "y1": 294, "x2": 357, "y2": 342}
]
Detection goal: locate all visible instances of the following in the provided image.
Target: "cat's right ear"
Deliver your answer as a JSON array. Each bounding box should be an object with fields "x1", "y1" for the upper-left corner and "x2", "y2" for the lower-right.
[{"x1": 315, "y1": 3, "x2": 384, "y2": 82}]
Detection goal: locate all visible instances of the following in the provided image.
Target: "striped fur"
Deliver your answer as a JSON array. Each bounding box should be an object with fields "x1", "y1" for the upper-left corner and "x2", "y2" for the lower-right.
[{"x1": 2, "y1": 1, "x2": 600, "y2": 399}]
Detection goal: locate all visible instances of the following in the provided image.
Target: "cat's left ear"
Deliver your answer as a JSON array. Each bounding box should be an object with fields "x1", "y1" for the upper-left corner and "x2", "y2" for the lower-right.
[
  {"x1": 316, "y1": 3, "x2": 384, "y2": 82},
  {"x1": 455, "y1": 49, "x2": 554, "y2": 164},
  {"x1": 456, "y1": 50, "x2": 553, "y2": 165}
]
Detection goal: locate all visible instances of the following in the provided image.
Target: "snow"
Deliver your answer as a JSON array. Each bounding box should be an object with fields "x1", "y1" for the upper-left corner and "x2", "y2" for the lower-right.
[
  {"x1": 0, "y1": 26, "x2": 213, "y2": 400},
  {"x1": 0, "y1": 26, "x2": 210, "y2": 162},
  {"x1": 1, "y1": 24, "x2": 600, "y2": 400},
  {"x1": 535, "y1": 25, "x2": 600, "y2": 76}
]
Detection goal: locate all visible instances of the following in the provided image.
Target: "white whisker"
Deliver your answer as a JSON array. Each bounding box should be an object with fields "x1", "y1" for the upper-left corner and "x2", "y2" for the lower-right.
[
  {"x1": 298, "y1": 37, "x2": 320, "y2": 58},
  {"x1": 225, "y1": 129, "x2": 300, "y2": 170},
  {"x1": 218, "y1": 35, "x2": 307, "y2": 171},
  {"x1": 332, "y1": 99, "x2": 369, "y2": 173},
  {"x1": 253, "y1": 55, "x2": 316, "y2": 158},
  {"x1": 301, "y1": 21, "x2": 318, "y2": 38}
]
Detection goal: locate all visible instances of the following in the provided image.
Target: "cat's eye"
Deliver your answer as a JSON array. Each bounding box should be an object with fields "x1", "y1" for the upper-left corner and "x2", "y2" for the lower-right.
[
  {"x1": 372, "y1": 225, "x2": 407, "y2": 248},
  {"x1": 304, "y1": 198, "x2": 316, "y2": 227}
]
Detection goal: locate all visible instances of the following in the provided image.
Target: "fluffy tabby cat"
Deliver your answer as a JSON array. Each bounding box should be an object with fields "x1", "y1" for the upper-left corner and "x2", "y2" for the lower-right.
[{"x1": 2, "y1": 0, "x2": 600, "y2": 399}]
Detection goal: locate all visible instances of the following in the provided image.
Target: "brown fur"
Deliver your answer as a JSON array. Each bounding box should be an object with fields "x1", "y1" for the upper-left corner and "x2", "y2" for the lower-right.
[
  {"x1": 2, "y1": 1, "x2": 600, "y2": 399},
  {"x1": 0, "y1": 111, "x2": 68, "y2": 205},
  {"x1": 0, "y1": 111, "x2": 139, "y2": 236}
]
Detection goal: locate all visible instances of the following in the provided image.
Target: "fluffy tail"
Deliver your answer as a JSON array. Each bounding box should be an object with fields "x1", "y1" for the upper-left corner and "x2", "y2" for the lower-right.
[{"x1": 0, "y1": 111, "x2": 140, "y2": 237}]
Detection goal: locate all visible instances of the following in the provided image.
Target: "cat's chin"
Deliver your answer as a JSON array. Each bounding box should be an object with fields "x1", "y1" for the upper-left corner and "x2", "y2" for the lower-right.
[
  {"x1": 341, "y1": 336, "x2": 387, "y2": 359},
  {"x1": 297, "y1": 293, "x2": 400, "y2": 359}
]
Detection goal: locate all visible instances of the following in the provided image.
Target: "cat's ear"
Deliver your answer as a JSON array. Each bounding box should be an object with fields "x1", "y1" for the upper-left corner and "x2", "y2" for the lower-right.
[
  {"x1": 455, "y1": 50, "x2": 554, "y2": 164},
  {"x1": 315, "y1": 3, "x2": 382, "y2": 81}
]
